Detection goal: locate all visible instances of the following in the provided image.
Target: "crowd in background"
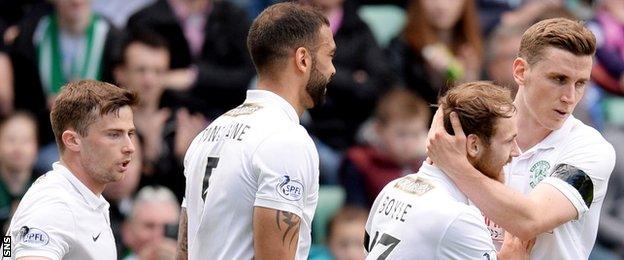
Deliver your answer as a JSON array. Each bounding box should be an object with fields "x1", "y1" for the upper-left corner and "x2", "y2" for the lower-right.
[{"x1": 0, "y1": 0, "x2": 623, "y2": 259}]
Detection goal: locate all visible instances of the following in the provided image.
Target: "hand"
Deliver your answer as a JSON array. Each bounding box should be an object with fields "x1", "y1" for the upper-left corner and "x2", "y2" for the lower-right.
[
  {"x1": 174, "y1": 108, "x2": 207, "y2": 160},
  {"x1": 163, "y1": 68, "x2": 197, "y2": 91},
  {"x1": 135, "y1": 108, "x2": 171, "y2": 162},
  {"x1": 498, "y1": 232, "x2": 536, "y2": 260},
  {"x1": 138, "y1": 238, "x2": 177, "y2": 260},
  {"x1": 421, "y1": 44, "x2": 453, "y2": 74},
  {"x1": 426, "y1": 108, "x2": 469, "y2": 174}
]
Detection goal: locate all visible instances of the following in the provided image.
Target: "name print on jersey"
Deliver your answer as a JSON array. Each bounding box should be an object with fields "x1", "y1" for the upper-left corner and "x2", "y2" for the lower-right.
[
  {"x1": 200, "y1": 122, "x2": 252, "y2": 143},
  {"x1": 377, "y1": 196, "x2": 412, "y2": 223}
]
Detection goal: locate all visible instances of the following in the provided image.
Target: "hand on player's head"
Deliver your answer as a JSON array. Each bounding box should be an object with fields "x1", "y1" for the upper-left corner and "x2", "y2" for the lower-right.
[{"x1": 426, "y1": 107, "x2": 467, "y2": 166}]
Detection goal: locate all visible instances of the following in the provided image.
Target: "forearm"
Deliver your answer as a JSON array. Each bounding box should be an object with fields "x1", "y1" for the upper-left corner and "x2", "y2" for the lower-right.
[
  {"x1": 253, "y1": 207, "x2": 300, "y2": 260},
  {"x1": 176, "y1": 207, "x2": 188, "y2": 260},
  {"x1": 439, "y1": 160, "x2": 541, "y2": 240}
]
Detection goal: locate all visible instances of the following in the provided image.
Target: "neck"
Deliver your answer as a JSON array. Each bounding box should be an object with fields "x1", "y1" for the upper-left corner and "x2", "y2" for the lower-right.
[
  {"x1": 179, "y1": 0, "x2": 209, "y2": 11},
  {"x1": 0, "y1": 165, "x2": 32, "y2": 195},
  {"x1": 437, "y1": 30, "x2": 453, "y2": 46},
  {"x1": 256, "y1": 75, "x2": 306, "y2": 117},
  {"x1": 515, "y1": 90, "x2": 552, "y2": 151},
  {"x1": 57, "y1": 13, "x2": 91, "y2": 35},
  {"x1": 60, "y1": 156, "x2": 105, "y2": 196},
  {"x1": 137, "y1": 98, "x2": 160, "y2": 113}
]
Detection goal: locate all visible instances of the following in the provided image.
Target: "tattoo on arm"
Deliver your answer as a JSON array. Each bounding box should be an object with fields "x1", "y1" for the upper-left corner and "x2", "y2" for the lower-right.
[
  {"x1": 176, "y1": 208, "x2": 188, "y2": 260},
  {"x1": 275, "y1": 210, "x2": 301, "y2": 249}
]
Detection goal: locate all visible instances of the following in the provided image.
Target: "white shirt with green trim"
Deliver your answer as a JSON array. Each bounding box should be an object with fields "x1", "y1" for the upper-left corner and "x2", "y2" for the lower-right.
[
  {"x1": 366, "y1": 163, "x2": 497, "y2": 260},
  {"x1": 498, "y1": 115, "x2": 615, "y2": 259},
  {"x1": 5, "y1": 163, "x2": 116, "y2": 260}
]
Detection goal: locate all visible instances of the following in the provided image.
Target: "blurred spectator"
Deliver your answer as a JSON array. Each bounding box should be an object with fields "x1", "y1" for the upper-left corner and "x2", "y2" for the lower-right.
[
  {"x1": 301, "y1": 0, "x2": 396, "y2": 184},
  {"x1": 113, "y1": 31, "x2": 206, "y2": 201},
  {"x1": 327, "y1": 206, "x2": 368, "y2": 260},
  {"x1": 10, "y1": 0, "x2": 120, "y2": 170},
  {"x1": 121, "y1": 185, "x2": 179, "y2": 260},
  {"x1": 0, "y1": 20, "x2": 13, "y2": 117},
  {"x1": 92, "y1": 0, "x2": 155, "y2": 28},
  {"x1": 591, "y1": 126, "x2": 624, "y2": 260},
  {"x1": 477, "y1": 0, "x2": 564, "y2": 37},
  {"x1": 0, "y1": 112, "x2": 40, "y2": 232},
  {"x1": 484, "y1": 24, "x2": 523, "y2": 97},
  {"x1": 224, "y1": 0, "x2": 277, "y2": 20},
  {"x1": 387, "y1": 0, "x2": 483, "y2": 110},
  {"x1": 587, "y1": 0, "x2": 624, "y2": 96},
  {"x1": 127, "y1": 0, "x2": 255, "y2": 119},
  {"x1": 103, "y1": 137, "x2": 143, "y2": 259},
  {"x1": 340, "y1": 88, "x2": 429, "y2": 208},
  {"x1": 306, "y1": 0, "x2": 398, "y2": 144}
]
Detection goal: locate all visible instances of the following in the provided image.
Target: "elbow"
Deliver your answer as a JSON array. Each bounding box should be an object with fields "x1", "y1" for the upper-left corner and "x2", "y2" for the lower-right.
[
  {"x1": 511, "y1": 220, "x2": 542, "y2": 241},
  {"x1": 514, "y1": 225, "x2": 538, "y2": 241}
]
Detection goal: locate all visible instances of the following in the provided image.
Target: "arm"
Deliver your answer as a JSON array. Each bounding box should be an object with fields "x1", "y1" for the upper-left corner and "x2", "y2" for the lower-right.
[
  {"x1": 253, "y1": 207, "x2": 300, "y2": 260},
  {"x1": 427, "y1": 110, "x2": 577, "y2": 240},
  {"x1": 176, "y1": 207, "x2": 188, "y2": 260}
]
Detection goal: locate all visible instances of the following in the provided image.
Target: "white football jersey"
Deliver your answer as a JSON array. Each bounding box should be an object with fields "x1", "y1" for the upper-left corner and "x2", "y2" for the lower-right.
[
  {"x1": 497, "y1": 115, "x2": 615, "y2": 259},
  {"x1": 365, "y1": 163, "x2": 497, "y2": 260},
  {"x1": 5, "y1": 163, "x2": 116, "y2": 260},
  {"x1": 182, "y1": 90, "x2": 319, "y2": 260}
]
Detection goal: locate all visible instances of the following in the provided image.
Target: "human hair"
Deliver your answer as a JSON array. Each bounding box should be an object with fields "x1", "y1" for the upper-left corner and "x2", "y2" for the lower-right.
[
  {"x1": 403, "y1": 0, "x2": 483, "y2": 59},
  {"x1": 50, "y1": 80, "x2": 138, "y2": 151},
  {"x1": 247, "y1": 2, "x2": 329, "y2": 75},
  {"x1": 326, "y1": 205, "x2": 369, "y2": 240},
  {"x1": 438, "y1": 81, "x2": 515, "y2": 144},
  {"x1": 129, "y1": 185, "x2": 179, "y2": 219},
  {"x1": 119, "y1": 30, "x2": 169, "y2": 65},
  {"x1": 375, "y1": 87, "x2": 430, "y2": 126},
  {"x1": 0, "y1": 111, "x2": 38, "y2": 138},
  {"x1": 519, "y1": 18, "x2": 596, "y2": 65}
]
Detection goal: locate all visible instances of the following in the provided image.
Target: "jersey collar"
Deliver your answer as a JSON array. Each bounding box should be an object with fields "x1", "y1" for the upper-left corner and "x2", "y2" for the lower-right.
[
  {"x1": 418, "y1": 162, "x2": 469, "y2": 204},
  {"x1": 525, "y1": 115, "x2": 577, "y2": 156},
  {"x1": 53, "y1": 162, "x2": 110, "y2": 210},
  {"x1": 245, "y1": 90, "x2": 299, "y2": 124}
]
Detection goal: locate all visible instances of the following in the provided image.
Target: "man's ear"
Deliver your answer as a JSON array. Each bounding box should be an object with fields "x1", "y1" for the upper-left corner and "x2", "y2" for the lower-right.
[
  {"x1": 62, "y1": 130, "x2": 81, "y2": 152},
  {"x1": 466, "y1": 134, "x2": 481, "y2": 158},
  {"x1": 513, "y1": 57, "x2": 527, "y2": 87},
  {"x1": 294, "y1": 47, "x2": 311, "y2": 74}
]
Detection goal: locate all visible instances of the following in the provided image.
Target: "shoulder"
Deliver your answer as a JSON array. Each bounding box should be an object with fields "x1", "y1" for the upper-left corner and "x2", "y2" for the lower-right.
[
  {"x1": 562, "y1": 119, "x2": 615, "y2": 162},
  {"x1": 254, "y1": 126, "x2": 316, "y2": 159}
]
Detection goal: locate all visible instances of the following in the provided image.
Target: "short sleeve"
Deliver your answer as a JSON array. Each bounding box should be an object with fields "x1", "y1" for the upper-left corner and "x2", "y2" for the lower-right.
[
  {"x1": 9, "y1": 201, "x2": 75, "y2": 260},
  {"x1": 438, "y1": 209, "x2": 497, "y2": 260},
  {"x1": 252, "y1": 130, "x2": 319, "y2": 218},
  {"x1": 543, "y1": 133, "x2": 616, "y2": 218}
]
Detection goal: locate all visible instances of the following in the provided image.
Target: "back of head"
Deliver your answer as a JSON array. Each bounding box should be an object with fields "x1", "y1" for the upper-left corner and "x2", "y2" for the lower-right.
[
  {"x1": 439, "y1": 81, "x2": 515, "y2": 144},
  {"x1": 50, "y1": 80, "x2": 138, "y2": 151},
  {"x1": 519, "y1": 18, "x2": 596, "y2": 65},
  {"x1": 247, "y1": 2, "x2": 329, "y2": 75}
]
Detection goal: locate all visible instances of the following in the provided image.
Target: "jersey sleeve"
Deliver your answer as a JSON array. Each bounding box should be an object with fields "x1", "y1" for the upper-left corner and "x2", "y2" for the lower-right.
[
  {"x1": 251, "y1": 129, "x2": 319, "y2": 218},
  {"x1": 438, "y1": 209, "x2": 497, "y2": 260},
  {"x1": 9, "y1": 200, "x2": 75, "y2": 260},
  {"x1": 540, "y1": 134, "x2": 616, "y2": 219}
]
